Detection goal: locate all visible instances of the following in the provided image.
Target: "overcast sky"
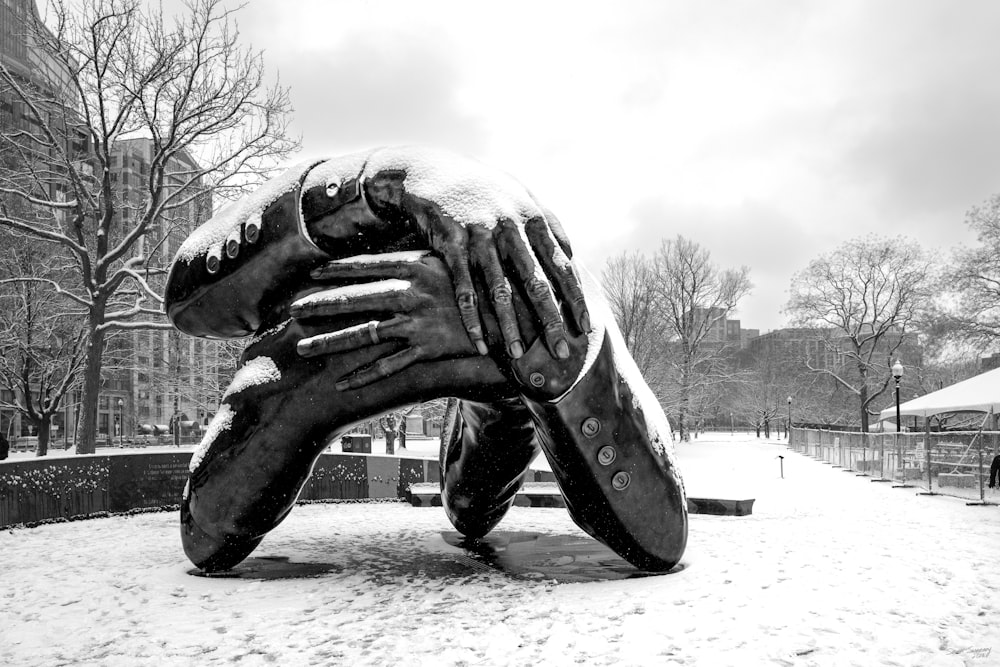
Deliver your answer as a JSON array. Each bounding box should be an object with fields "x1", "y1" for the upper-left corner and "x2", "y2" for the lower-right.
[{"x1": 201, "y1": 1, "x2": 998, "y2": 332}]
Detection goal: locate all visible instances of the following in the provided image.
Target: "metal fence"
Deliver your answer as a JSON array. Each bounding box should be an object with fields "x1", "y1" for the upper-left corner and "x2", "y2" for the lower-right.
[{"x1": 791, "y1": 427, "x2": 1000, "y2": 504}]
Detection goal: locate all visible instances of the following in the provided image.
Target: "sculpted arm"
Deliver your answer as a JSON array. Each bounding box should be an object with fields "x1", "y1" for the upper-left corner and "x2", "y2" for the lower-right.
[{"x1": 166, "y1": 147, "x2": 587, "y2": 362}]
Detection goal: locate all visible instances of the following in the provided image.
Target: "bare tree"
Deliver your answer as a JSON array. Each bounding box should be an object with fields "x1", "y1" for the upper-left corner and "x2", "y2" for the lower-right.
[
  {"x1": 602, "y1": 251, "x2": 661, "y2": 376},
  {"x1": 785, "y1": 235, "x2": 932, "y2": 433},
  {"x1": 0, "y1": 0, "x2": 297, "y2": 453},
  {"x1": 732, "y1": 337, "x2": 787, "y2": 438},
  {"x1": 602, "y1": 238, "x2": 752, "y2": 440},
  {"x1": 652, "y1": 236, "x2": 752, "y2": 441},
  {"x1": 0, "y1": 236, "x2": 86, "y2": 455},
  {"x1": 931, "y1": 194, "x2": 1000, "y2": 352}
]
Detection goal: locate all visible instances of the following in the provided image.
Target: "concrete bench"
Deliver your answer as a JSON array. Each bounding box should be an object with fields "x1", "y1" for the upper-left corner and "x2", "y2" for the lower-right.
[{"x1": 406, "y1": 482, "x2": 754, "y2": 516}]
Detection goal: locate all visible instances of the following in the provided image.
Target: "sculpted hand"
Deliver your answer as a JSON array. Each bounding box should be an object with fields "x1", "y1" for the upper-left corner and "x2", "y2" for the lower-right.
[
  {"x1": 358, "y1": 147, "x2": 589, "y2": 361},
  {"x1": 290, "y1": 251, "x2": 494, "y2": 390}
]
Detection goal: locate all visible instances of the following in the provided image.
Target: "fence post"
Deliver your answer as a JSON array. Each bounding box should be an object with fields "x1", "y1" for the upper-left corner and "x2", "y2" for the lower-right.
[
  {"x1": 873, "y1": 433, "x2": 890, "y2": 482},
  {"x1": 898, "y1": 432, "x2": 904, "y2": 482},
  {"x1": 926, "y1": 419, "x2": 932, "y2": 491},
  {"x1": 978, "y1": 436, "x2": 985, "y2": 503},
  {"x1": 857, "y1": 432, "x2": 870, "y2": 477},
  {"x1": 893, "y1": 431, "x2": 913, "y2": 488},
  {"x1": 967, "y1": 408, "x2": 994, "y2": 506},
  {"x1": 879, "y1": 434, "x2": 885, "y2": 478},
  {"x1": 918, "y1": 416, "x2": 936, "y2": 496}
]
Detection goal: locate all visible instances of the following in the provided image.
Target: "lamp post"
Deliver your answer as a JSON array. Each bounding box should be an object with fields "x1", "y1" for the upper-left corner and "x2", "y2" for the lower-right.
[
  {"x1": 892, "y1": 360, "x2": 903, "y2": 432},
  {"x1": 787, "y1": 396, "x2": 792, "y2": 444},
  {"x1": 117, "y1": 398, "x2": 124, "y2": 448},
  {"x1": 730, "y1": 412, "x2": 734, "y2": 435},
  {"x1": 890, "y1": 360, "x2": 905, "y2": 486}
]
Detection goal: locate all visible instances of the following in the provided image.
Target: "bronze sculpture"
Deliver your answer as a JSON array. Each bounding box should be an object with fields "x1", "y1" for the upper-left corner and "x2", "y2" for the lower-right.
[{"x1": 165, "y1": 146, "x2": 687, "y2": 573}]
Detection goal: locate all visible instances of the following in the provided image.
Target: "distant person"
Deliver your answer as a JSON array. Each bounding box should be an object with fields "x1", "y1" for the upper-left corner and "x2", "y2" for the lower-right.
[
  {"x1": 380, "y1": 414, "x2": 398, "y2": 455},
  {"x1": 0, "y1": 431, "x2": 8, "y2": 460},
  {"x1": 989, "y1": 455, "x2": 1000, "y2": 489}
]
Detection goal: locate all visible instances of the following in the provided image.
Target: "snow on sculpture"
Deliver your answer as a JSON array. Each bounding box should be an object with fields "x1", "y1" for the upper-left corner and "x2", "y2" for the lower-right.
[{"x1": 165, "y1": 146, "x2": 688, "y2": 573}]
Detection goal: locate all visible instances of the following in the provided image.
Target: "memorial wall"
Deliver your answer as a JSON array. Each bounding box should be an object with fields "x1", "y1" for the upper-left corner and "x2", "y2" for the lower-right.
[{"x1": 0, "y1": 452, "x2": 443, "y2": 528}]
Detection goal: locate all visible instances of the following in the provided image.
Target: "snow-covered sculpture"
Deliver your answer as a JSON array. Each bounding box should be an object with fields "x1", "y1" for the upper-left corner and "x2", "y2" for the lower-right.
[{"x1": 165, "y1": 146, "x2": 687, "y2": 573}]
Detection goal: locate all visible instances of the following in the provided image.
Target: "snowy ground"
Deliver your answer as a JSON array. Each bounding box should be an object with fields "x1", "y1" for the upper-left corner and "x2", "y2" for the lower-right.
[{"x1": 2, "y1": 434, "x2": 999, "y2": 666}]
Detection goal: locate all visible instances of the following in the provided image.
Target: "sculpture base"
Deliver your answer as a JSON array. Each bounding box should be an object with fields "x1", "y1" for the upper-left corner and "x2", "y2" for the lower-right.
[
  {"x1": 186, "y1": 531, "x2": 681, "y2": 583},
  {"x1": 441, "y1": 531, "x2": 683, "y2": 582}
]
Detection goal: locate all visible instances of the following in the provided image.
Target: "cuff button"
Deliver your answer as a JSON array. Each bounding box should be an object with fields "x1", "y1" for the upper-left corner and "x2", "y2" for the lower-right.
[
  {"x1": 597, "y1": 446, "x2": 616, "y2": 465},
  {"x1": 245, "y1": 222, "x2": 260, "y2": 243},
  {"x1": 225, "y1": 237, "x2": 240, "y2": 259},
  {"x1": 611, "y1": 471, "x2": 631, "y2": 490}
]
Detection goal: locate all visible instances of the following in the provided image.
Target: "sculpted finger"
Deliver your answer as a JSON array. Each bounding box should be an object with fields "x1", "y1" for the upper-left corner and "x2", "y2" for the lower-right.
[
  {"x1": 524, "y1": 216, "x2": 590, "y2": 334},
  {"x1": 469, "y1": 226, "x2": 523, "y2": 358},
  {"x1": 534, "y1": 198, "x2": 573, "y2": 258},
  {"x1": 494, "y1": 219, "x2": 570, "y2": 360},
  {"x1": 289, "y1": 280, "x2": 415, "y2": 320},
  {"x1": 309, "y1": 250, "x2": 431, "y2": 282},
  {"x1": 335, "y1": 346, "x2": 423, "y2": 391},
  {"x1": 296, "y1": 316, "x2": 409, "y2": 358},
  {"x1": 435, "y1": 223, "x2": 488, "y2": 356}
]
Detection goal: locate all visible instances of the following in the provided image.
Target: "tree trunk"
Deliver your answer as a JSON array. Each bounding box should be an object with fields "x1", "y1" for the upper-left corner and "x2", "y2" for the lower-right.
[
  {"x1": 858, "y1": 367, "x2": 870, "y2": 435},
  {"x1": 36, "y1": 418, "x2": 50, "y2": 457},
  {"x1": 859, "y1": 383, "x2": 871, "y2": 457},
  {"x1": 77, "y1": 318, "x2": 105, "y2": 455},
  {"x1": 678, "y1": 357, "x2": 691, "y2": 442}
]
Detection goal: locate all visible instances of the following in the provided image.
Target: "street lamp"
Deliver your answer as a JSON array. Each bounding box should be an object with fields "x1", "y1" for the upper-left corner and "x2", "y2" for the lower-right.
[
  {"x1": 117, "y1": 398, "x2": 124, "y2": 448},
  {"x1": 889, "y1": 360, "x2": 909, "y2": 486},
  {"x1": 787, "y1": 396, "x2": 792, "y2": 441},
  {"x1": 730, "y1": 412, "x2": 734, "y2": 435},
  {"x1": 891, "y1": 360, "x2": 904, "y2": 433}
]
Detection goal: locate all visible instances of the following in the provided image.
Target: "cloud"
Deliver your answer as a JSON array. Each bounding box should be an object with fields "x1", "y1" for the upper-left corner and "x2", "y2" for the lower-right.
[
  {"x1": 825, "y1": 1, "x2": 1000, "y2": 228},
  {"x1": 270, "y1": 32, "x2": 488, "y2": 158},
  {"x1": 846, "y1": 81, "x2": 1000, "y2": 225},
  {"x1": 580, "y1": 196, "x2": 824, "y2": 332}
]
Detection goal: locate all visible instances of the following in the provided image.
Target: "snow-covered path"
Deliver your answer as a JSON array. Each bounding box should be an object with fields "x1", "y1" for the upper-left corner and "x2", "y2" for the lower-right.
[{"x1": 2, "y1": 436, "x2": 999, "y2": 666}]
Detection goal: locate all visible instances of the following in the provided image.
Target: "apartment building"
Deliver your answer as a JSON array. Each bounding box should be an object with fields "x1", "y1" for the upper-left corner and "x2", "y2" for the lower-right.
[{"x1": 109, "y1": 138, "x2": 226, "y2": 439}]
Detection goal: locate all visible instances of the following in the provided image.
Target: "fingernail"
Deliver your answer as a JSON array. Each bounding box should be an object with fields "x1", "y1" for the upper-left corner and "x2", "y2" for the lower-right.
[
  {"x1": 335, "y1": 379, "x2": 350, "y2": 391},
  {"x1": 476, "y1": 340, "x2": 489, "y2": 355},
  {"x1": 509, "y1": 341, "x2": 524, "y2": 358},
  {"x1": 580, "y1": 311, "x2": 591, "y2": 333},
  {"x1": 556, "y1": 339, "x2": 569, "y2": 359}
]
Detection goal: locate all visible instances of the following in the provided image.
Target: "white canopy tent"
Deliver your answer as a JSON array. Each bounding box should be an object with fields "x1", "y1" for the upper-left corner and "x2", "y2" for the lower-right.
[{"x1": 879, "y1": 366, "x2": 1000, "y2": 421}]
